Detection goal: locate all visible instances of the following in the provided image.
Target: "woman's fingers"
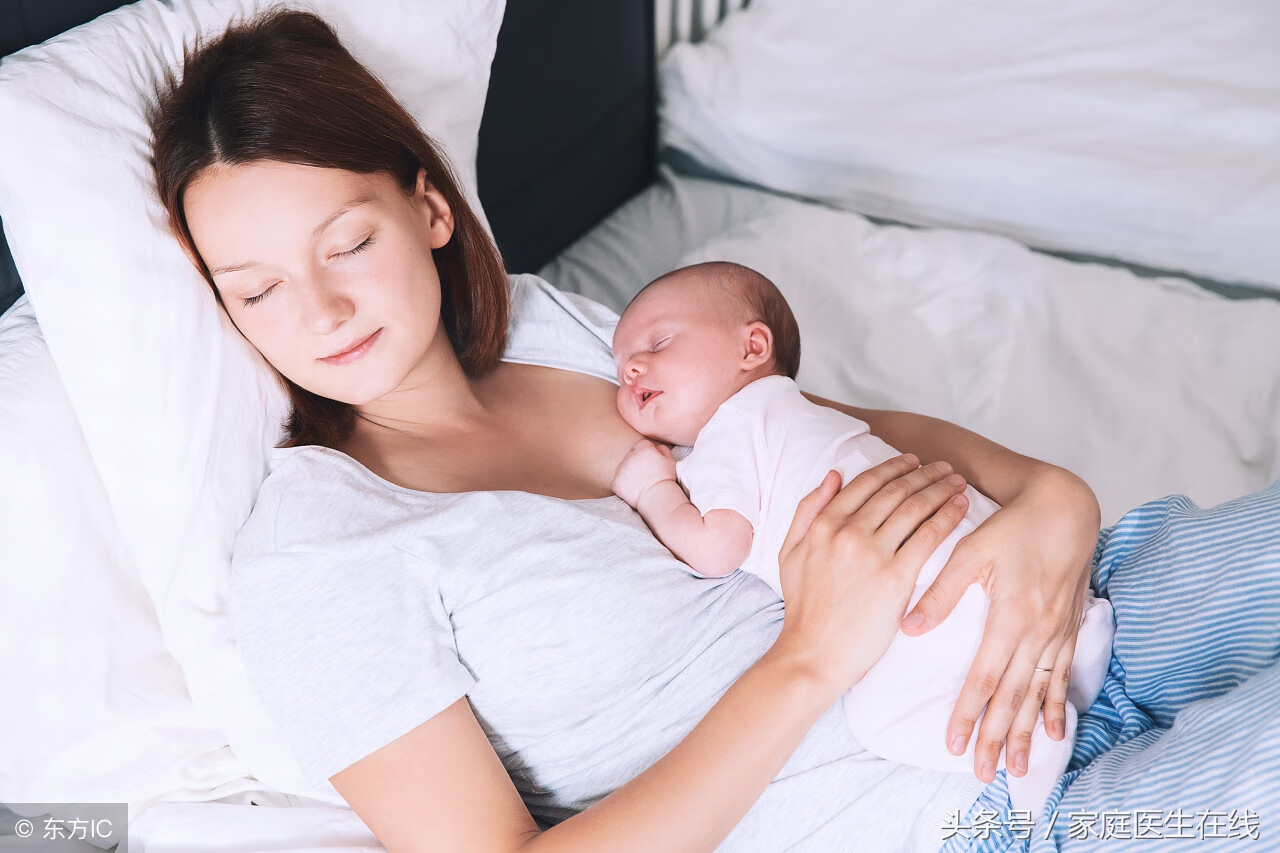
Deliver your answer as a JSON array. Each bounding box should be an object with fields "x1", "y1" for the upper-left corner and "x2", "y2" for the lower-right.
[
  {"x1": 1005, "y1": 650, "x2": 1060, "y2": 777},
  {"x1": 778, "y1": 470, "x2": 842, "y2": 564},
  {"x1": 968, "y1": 648, "x2": 1037, "y2": 782},
  {"x1": 876, "y1": 473, "x2": 967, "y2": 554},
  {"x1": 902, "y1": 537, "x2": 982, "y2": 635},
  {"x1": 885, "y1": 489, "x2": 968, "y2": 577},
  {"x1": 1044, "y1": 633, "x2": 1076, "y2": 741},
  {"x1": 820, "y1": 454, "x2": 922, "y2": 520},
  {"x1": 835, "y1": 459, "x2": 954, "y2": 526},
  {"x1": 971, "y1": 630, "x2": 1068, "y2": 782},
  {"x1": 945, "y1": 616, "x2": 1019, "y2": 765}
]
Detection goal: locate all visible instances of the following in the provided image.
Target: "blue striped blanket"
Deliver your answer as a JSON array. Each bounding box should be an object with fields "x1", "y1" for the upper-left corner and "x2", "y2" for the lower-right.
[{"x1": 939, "y1": 477, "x2": 1280, "y2": 852}]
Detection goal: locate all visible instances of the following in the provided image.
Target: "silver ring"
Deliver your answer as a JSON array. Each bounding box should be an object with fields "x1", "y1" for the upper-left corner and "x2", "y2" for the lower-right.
[{"x1": 1034, "y1": 666, "x2": 1053, "y2": 674}]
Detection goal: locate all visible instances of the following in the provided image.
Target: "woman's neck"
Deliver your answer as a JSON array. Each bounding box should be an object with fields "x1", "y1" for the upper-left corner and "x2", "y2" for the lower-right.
[{"x1": 353, "y1": 339, "x2": 494, "y2": 443}]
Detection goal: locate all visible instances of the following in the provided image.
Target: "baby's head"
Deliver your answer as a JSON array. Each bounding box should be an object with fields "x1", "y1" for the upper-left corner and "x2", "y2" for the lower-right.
[{"x1": 613, "y1": 261, "x2": 800, "y2": 445}]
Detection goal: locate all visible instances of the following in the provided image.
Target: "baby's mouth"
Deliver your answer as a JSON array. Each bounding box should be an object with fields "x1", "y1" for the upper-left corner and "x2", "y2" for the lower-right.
[{"x1": 635, "y1": 387, "x2": 661, "y2": 410}]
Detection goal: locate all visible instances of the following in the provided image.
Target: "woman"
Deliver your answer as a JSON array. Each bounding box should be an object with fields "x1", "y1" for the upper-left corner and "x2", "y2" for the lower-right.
[{"x1": 151, "y1": 11, "x2": 1107, "y2": 852}]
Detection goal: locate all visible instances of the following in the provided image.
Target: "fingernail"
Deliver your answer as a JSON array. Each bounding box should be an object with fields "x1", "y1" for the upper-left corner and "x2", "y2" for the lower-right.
[
  {"x1": 951, "y1": 495, "x2": 968, "y2": 506},
  {"x1": 1050, "y1": 719, "x2": 1064, "y2": 739},
  {"x1": 1013, "y1": 752, "x2": 1027, "y2": 774},
  {"x1": 949, "y1": 735, "x2": 966, "y2": 755},
  {"x1": 980, "y1": 760, "x2": 996, "y2": 782},
  {"x1": 903, "y1": 612, "x2": 925, "y2": 630},
  {"x1": 947, "y1": 474, "x2": 965, "y2": 486}
]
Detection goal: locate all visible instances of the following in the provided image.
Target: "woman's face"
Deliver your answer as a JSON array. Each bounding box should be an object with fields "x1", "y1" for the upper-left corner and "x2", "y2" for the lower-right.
[{"x1": 183, "y1": 161, "x2": 455, "y2": 405}]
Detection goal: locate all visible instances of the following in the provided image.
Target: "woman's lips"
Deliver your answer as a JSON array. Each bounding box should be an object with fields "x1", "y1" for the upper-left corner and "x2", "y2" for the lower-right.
[{"x1": 320, "y1": 328, "x2": 382, "y2": 365}]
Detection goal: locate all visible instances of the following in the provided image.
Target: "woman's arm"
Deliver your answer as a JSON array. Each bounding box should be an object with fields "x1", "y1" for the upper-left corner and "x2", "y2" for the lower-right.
[
  {"x1": 804, "y1": 394, "x2": 1100, "y2": 784},
  {"x1": 333, "y1": 456, "x2": 970, "y2": 853},
  {"x1": 336, "y1": 645, "x2": 836, "y2": 853},
  {"x1": 803, "y1": 397, "x2": 1043, "y2": 504}
]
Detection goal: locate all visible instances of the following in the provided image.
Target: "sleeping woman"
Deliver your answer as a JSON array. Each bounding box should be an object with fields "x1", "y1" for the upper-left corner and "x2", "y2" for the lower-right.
[{"x1": 150, "y1": 10, "x2": 1280, "y2": 852}]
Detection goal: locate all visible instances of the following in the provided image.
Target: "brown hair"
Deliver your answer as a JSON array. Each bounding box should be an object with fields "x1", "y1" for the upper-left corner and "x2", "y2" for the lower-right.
[
  {"x1": 149, "y1": 8, "x2": 509, "y2": 449},
  {"x1": 644, "y1": 262, "x2": 802, "y2": 379}
]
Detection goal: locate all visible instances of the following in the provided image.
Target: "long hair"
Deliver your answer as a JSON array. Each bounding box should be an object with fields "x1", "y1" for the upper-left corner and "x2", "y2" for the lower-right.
[{"x1": 150, "y1": 8, "x2": 509, "y2": 449}]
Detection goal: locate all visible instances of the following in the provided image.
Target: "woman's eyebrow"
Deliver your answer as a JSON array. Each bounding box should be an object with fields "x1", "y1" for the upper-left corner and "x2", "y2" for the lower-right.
[
  {"x1": 310, "y1": 195, "x2": 373, "y2": 241},
  {"x1": 208, "y1": 259, "x2": 260, "y2": 277},
  {"x1": 207, "y1": 195, "x2": 374, "y2": 278}
]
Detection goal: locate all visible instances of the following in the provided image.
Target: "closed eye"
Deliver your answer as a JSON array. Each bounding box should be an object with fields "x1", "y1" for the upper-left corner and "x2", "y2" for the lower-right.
[
  {"x1": 242, "y1": 283, "x2": 279, "y2": 307},
  {"x1": 650, "y1": 336, "x2": 672, "y2": 352},
  {"x1": 338, "y1": 235, "x2": 374, "y2": 257}
]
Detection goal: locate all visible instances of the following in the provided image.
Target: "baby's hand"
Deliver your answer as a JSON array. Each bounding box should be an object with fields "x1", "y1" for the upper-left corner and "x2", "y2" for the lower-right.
[{"x1": 612, "y1": 439, "x2": 678, "y2": 508}]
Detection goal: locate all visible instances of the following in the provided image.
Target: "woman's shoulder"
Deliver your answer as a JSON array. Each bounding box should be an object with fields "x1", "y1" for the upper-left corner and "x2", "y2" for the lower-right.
[
  {"x1": 503, "y1": 274, "x2": 619, "y2": 384},
  {"x1": 227, "y1": 445, "x2": 475, "y2": 784},
  {"x1": 232, "y1": 445, "x2": 408, "y2": 565}
]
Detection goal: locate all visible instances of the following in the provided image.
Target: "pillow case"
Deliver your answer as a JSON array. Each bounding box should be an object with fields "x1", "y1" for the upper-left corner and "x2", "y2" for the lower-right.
[
  {"x1": 660, "y1": 0, "x2": 1280, "y2": 290},
  {"x1": 0, "y1": 0, "x2": 503, "y2": 800},
  {"x1": 0, "y1": 298, "x2": 251, "y2": 808}
]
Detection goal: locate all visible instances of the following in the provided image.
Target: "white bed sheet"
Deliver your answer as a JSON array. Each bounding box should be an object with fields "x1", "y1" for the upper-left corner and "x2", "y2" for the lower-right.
[
  {"x1": 540, "y1": 167, "x2": 1280, "y2": 526},
  {"x1": 127, "y1": 796, "x2": 380, "y2": 853}
]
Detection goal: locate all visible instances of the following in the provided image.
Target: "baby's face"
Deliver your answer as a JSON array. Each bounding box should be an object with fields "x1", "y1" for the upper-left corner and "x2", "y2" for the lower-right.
[{"x1": 613, "y1": 280, "x2": 751, "y2": 446}]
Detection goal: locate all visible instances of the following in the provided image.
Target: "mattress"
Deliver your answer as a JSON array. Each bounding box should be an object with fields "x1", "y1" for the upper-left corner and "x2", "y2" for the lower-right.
[{"x1": 540, "y1": 166, "x2": 1280, "y2": 527}]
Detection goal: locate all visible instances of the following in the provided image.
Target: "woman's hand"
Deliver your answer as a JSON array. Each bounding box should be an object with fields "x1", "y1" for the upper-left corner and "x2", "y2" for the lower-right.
[
  {"x1": 900, "y1": 468, "x2": 1098, "y2": 782},
  {"x1": 772, "y1": 454, "x2": 971, "y2": 697}
]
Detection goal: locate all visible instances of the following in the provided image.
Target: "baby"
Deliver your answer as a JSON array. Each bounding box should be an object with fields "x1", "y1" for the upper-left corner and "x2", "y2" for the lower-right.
[{"x1": 610, "y1": 261, "x2": 1115, "y2": 819}]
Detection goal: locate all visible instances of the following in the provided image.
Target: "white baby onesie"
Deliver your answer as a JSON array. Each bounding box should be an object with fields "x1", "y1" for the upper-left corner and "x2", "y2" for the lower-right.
[{"x1": 675, "y1": 375, "x2": 1115, "y2": 820}]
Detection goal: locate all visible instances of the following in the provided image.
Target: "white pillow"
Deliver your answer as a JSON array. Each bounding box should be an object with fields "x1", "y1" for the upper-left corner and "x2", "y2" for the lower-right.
[
  {"x1": 0, "y1": 0, "x2": 503, "y2": 800},
  {"x1": 661, "y1": 0, "x2": 1280, "y2": 290},
  {"x1": 0, "y1": 298, "x2": 251, "y2": 807},
  {"x1": 672, "y1": 199, "x2": 1280, "y2": 526}
]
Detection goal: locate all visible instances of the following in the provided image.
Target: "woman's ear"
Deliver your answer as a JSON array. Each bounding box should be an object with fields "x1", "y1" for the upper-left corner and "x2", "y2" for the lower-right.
[
  {"x1": 414, "y1": 168, "x2": 455, "y2": 249},
  {"x1": 741, "y1": 321, "x2": 774, "y2": 370}
]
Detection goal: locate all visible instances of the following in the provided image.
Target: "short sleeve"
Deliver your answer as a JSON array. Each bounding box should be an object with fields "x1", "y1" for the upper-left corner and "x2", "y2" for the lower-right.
[
  {"x1": 502, "y1": 274, "x2": 619, "y2": 383},
  {"x1": 229, "y1": 463, "x2": 476, "y2": 781},
  {"x1": 676, "y1": 407, "x2": 763, "y2": 531}
]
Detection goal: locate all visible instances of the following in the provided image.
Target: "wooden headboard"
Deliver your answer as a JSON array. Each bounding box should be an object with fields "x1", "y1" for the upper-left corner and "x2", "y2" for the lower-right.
[{"x1": 0, "y1": 0, "x2": 657, "y2": 312}]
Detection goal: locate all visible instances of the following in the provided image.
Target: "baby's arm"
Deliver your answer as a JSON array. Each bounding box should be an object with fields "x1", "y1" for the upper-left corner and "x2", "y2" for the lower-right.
[{"x1": 612, "y1": 440, "x2": 754, "y2": 576}]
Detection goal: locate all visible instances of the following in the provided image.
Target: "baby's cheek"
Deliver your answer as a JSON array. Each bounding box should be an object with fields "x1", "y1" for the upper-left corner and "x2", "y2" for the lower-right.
[{"x1": 615, "y1": 386, "x2": 642, "y2": 431}]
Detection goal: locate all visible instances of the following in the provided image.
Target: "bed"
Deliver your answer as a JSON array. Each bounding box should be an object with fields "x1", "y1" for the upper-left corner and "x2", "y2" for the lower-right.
[{"x1": 1, "y1": 0, "x2": 1278, "y2": 850}]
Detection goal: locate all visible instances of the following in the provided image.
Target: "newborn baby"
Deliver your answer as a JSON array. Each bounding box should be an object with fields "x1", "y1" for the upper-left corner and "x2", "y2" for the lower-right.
[{"x1": 610, "y1": 261, "x2": 1115, "y2": 820}]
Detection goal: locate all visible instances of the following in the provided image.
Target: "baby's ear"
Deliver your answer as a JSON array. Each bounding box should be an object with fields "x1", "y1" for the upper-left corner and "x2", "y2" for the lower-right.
[{"x1": 741, "y1": 321, "x2": 774, "y2": 369}]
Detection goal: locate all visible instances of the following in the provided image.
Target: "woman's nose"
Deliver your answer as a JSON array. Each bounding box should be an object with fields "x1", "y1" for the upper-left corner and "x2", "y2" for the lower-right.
[{"x1": 300, "y1": 278, "x2": 355, "y2": 335}]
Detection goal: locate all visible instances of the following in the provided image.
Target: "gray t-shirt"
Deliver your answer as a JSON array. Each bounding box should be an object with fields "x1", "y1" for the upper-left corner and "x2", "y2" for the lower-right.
[{"x1": 229, "y1": 274, "x2": 983, "y2": 851}]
